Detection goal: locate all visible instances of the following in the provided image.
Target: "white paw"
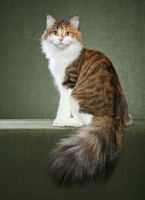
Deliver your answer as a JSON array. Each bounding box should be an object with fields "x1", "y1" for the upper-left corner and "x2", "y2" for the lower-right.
[{"x1": 53, "y1": 118, "x2": 83, "y2": 127}]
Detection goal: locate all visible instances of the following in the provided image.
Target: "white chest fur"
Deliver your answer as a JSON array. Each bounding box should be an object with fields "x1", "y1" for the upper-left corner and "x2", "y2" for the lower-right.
[
  {"x1": 49, "y1": 57, "x2": 71, "y2": 89},
  {"x1": 41, "y1": 39, "x2": 83, "y2": 90}
]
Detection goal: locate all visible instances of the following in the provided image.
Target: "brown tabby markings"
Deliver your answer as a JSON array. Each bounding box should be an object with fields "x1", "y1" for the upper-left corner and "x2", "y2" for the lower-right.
[
  {"x1": 42, "y1": 16, "x2": 132, "y2": 183},
  {"x1": 63, "y1": 48, "x2": 128, "y2": 125}
]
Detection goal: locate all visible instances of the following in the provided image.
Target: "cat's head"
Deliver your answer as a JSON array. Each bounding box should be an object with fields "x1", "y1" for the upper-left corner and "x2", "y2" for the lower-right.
[{"x1": 42, "y1": 15, "x2": 82, "y2": 49}]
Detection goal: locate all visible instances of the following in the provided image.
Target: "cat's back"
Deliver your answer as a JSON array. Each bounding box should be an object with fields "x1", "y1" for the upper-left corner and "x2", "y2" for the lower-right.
[
  {"x1": 77, "y1": 48, "x2": 118, "y2": 82},
  {"x1": 63, "y1": 47, "x2": 120, "y2": 90},
  {"x1": 72, "y1": 48, "x2": 127, "y2": 117}
]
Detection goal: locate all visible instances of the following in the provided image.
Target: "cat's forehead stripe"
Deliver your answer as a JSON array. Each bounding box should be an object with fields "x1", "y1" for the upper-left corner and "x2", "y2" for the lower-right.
[{"x1": 55, "y1": 20, "x2": 69, "y2": 30}]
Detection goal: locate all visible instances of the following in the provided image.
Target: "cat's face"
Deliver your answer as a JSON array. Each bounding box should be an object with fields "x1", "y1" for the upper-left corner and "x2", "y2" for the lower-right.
[{"x1": 42, "y1": 15, "x2": 82, "y2": 49}]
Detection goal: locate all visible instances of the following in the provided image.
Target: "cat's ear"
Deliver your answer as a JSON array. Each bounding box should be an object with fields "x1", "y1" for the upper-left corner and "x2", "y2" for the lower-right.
[
  {"x1": 69, "y1": 15, "x2": 79, "y2": 30},
  {"x1": 46, "y1": 15, "x2": 56, "y2": 28}
]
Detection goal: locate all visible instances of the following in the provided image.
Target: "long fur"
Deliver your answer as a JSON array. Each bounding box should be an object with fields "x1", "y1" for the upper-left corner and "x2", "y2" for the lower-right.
[
  {"x1": 51, "y1": 116, "x2": 123, "y2": 183},
  {"x1": 50, "y1": 116, "x2": 123, "y2": 183},
  {"x1": 41, "y1": 15, "x2": 132, "y2": 183}
]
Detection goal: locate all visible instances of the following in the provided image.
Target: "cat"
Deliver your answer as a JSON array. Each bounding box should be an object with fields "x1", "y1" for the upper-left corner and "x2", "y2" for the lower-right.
[{"x1": 41, "y1": 15, "x2": 133, "y2": 183}]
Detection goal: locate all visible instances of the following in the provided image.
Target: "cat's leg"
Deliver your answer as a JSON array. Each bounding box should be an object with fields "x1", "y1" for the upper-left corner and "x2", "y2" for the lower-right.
[
  {"x1": 53, "y1": 87, "x2": 71, "y2": 126},
  {"x1": 70, "y1": 97, "x2": 93, "y2": 126},
  {"x1": 53, "y1": 88, "x2": 83, "y2": 127}
]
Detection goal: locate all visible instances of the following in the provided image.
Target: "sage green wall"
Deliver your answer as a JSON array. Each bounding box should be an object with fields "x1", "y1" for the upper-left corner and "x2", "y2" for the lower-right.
[{"x1": 0, "y1": 0, "x2": 145, "y2": 119}]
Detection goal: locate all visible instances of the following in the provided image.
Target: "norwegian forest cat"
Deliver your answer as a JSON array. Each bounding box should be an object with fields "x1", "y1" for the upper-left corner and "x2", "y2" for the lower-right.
[{"x1": 41, "y1": 15, "x2": 132, "y2": 183}]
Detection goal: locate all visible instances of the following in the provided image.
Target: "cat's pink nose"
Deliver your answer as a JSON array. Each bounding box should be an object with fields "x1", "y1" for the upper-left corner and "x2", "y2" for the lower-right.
[{"x1": 59, "y1": 38, "x2": 63, "y2": 42}]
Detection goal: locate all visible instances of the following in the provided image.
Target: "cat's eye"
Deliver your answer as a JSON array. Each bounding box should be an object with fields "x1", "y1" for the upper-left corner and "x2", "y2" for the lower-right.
[
  {"x1": 53, "y1": 31, "x2": 59, "y2": 36},
  {"x1": 65, "y1": 31, "x2": 70, "y2": 36}
]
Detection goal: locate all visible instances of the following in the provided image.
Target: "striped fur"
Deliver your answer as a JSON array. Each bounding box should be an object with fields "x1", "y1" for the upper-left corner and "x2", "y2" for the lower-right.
[
  {"x1": 41, "y1": 15, "x2": 132, "y2": 183},
  {"x1": 50, "y1": 116, "x2": 123, "y2": 182}
]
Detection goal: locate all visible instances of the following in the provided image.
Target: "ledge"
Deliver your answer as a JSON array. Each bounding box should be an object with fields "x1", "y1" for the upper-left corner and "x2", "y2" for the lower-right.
[
  {"x1": 0, "y1": 119, "x2": 144, "y2": 129},
  {"x1": 0, "y1": 119, "x2": 145, "y2": 200},
  {"x1": 0, "y1": 119, "x2": 54, "y2": 129}
]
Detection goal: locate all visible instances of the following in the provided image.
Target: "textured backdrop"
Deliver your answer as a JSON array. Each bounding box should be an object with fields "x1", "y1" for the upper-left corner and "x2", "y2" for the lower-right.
[{"x1": 0, "y1": 0, "x2": 145, "y2": 119}]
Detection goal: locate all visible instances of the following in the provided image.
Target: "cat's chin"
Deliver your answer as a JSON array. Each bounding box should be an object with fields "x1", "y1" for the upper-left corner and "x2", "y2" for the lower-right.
[{"x1": 54, "y1": 43, "x2": 69, "y2": 49}]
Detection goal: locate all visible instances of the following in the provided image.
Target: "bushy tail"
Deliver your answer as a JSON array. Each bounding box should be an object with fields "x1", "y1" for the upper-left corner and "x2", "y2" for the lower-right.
[{"x1": 50, "y1": 116, "x2": 123, "y2": 183}]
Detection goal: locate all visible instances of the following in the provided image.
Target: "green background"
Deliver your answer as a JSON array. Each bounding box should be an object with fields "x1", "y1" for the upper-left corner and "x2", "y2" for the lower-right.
[{"x1": 0, "y1": 0, "x2": 145, "y2": 119}]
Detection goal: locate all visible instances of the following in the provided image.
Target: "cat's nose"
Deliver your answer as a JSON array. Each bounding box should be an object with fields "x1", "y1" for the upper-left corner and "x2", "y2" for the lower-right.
[{"x1": 59, "y1": 38, "x2": 63, "y2": 42}]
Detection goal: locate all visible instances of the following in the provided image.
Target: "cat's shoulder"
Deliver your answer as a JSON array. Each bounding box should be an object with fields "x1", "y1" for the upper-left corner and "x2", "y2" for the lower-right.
[{"x1": 81, "y1": 48, "x2": 112, "y2": 66}]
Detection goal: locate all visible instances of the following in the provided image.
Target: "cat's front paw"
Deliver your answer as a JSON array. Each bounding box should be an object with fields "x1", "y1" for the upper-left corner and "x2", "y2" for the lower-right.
[
  {"x1": 53, "y1": 118, "x2": 83, "y2": 127},
  {"x1": 53, "y1": 119, "x2": 65, "y2": 127}
]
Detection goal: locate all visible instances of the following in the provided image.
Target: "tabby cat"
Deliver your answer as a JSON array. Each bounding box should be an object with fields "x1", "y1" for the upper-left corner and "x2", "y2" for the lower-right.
[{"x1": 41, "y1": 15, "x2": 132, "y2": 183}]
